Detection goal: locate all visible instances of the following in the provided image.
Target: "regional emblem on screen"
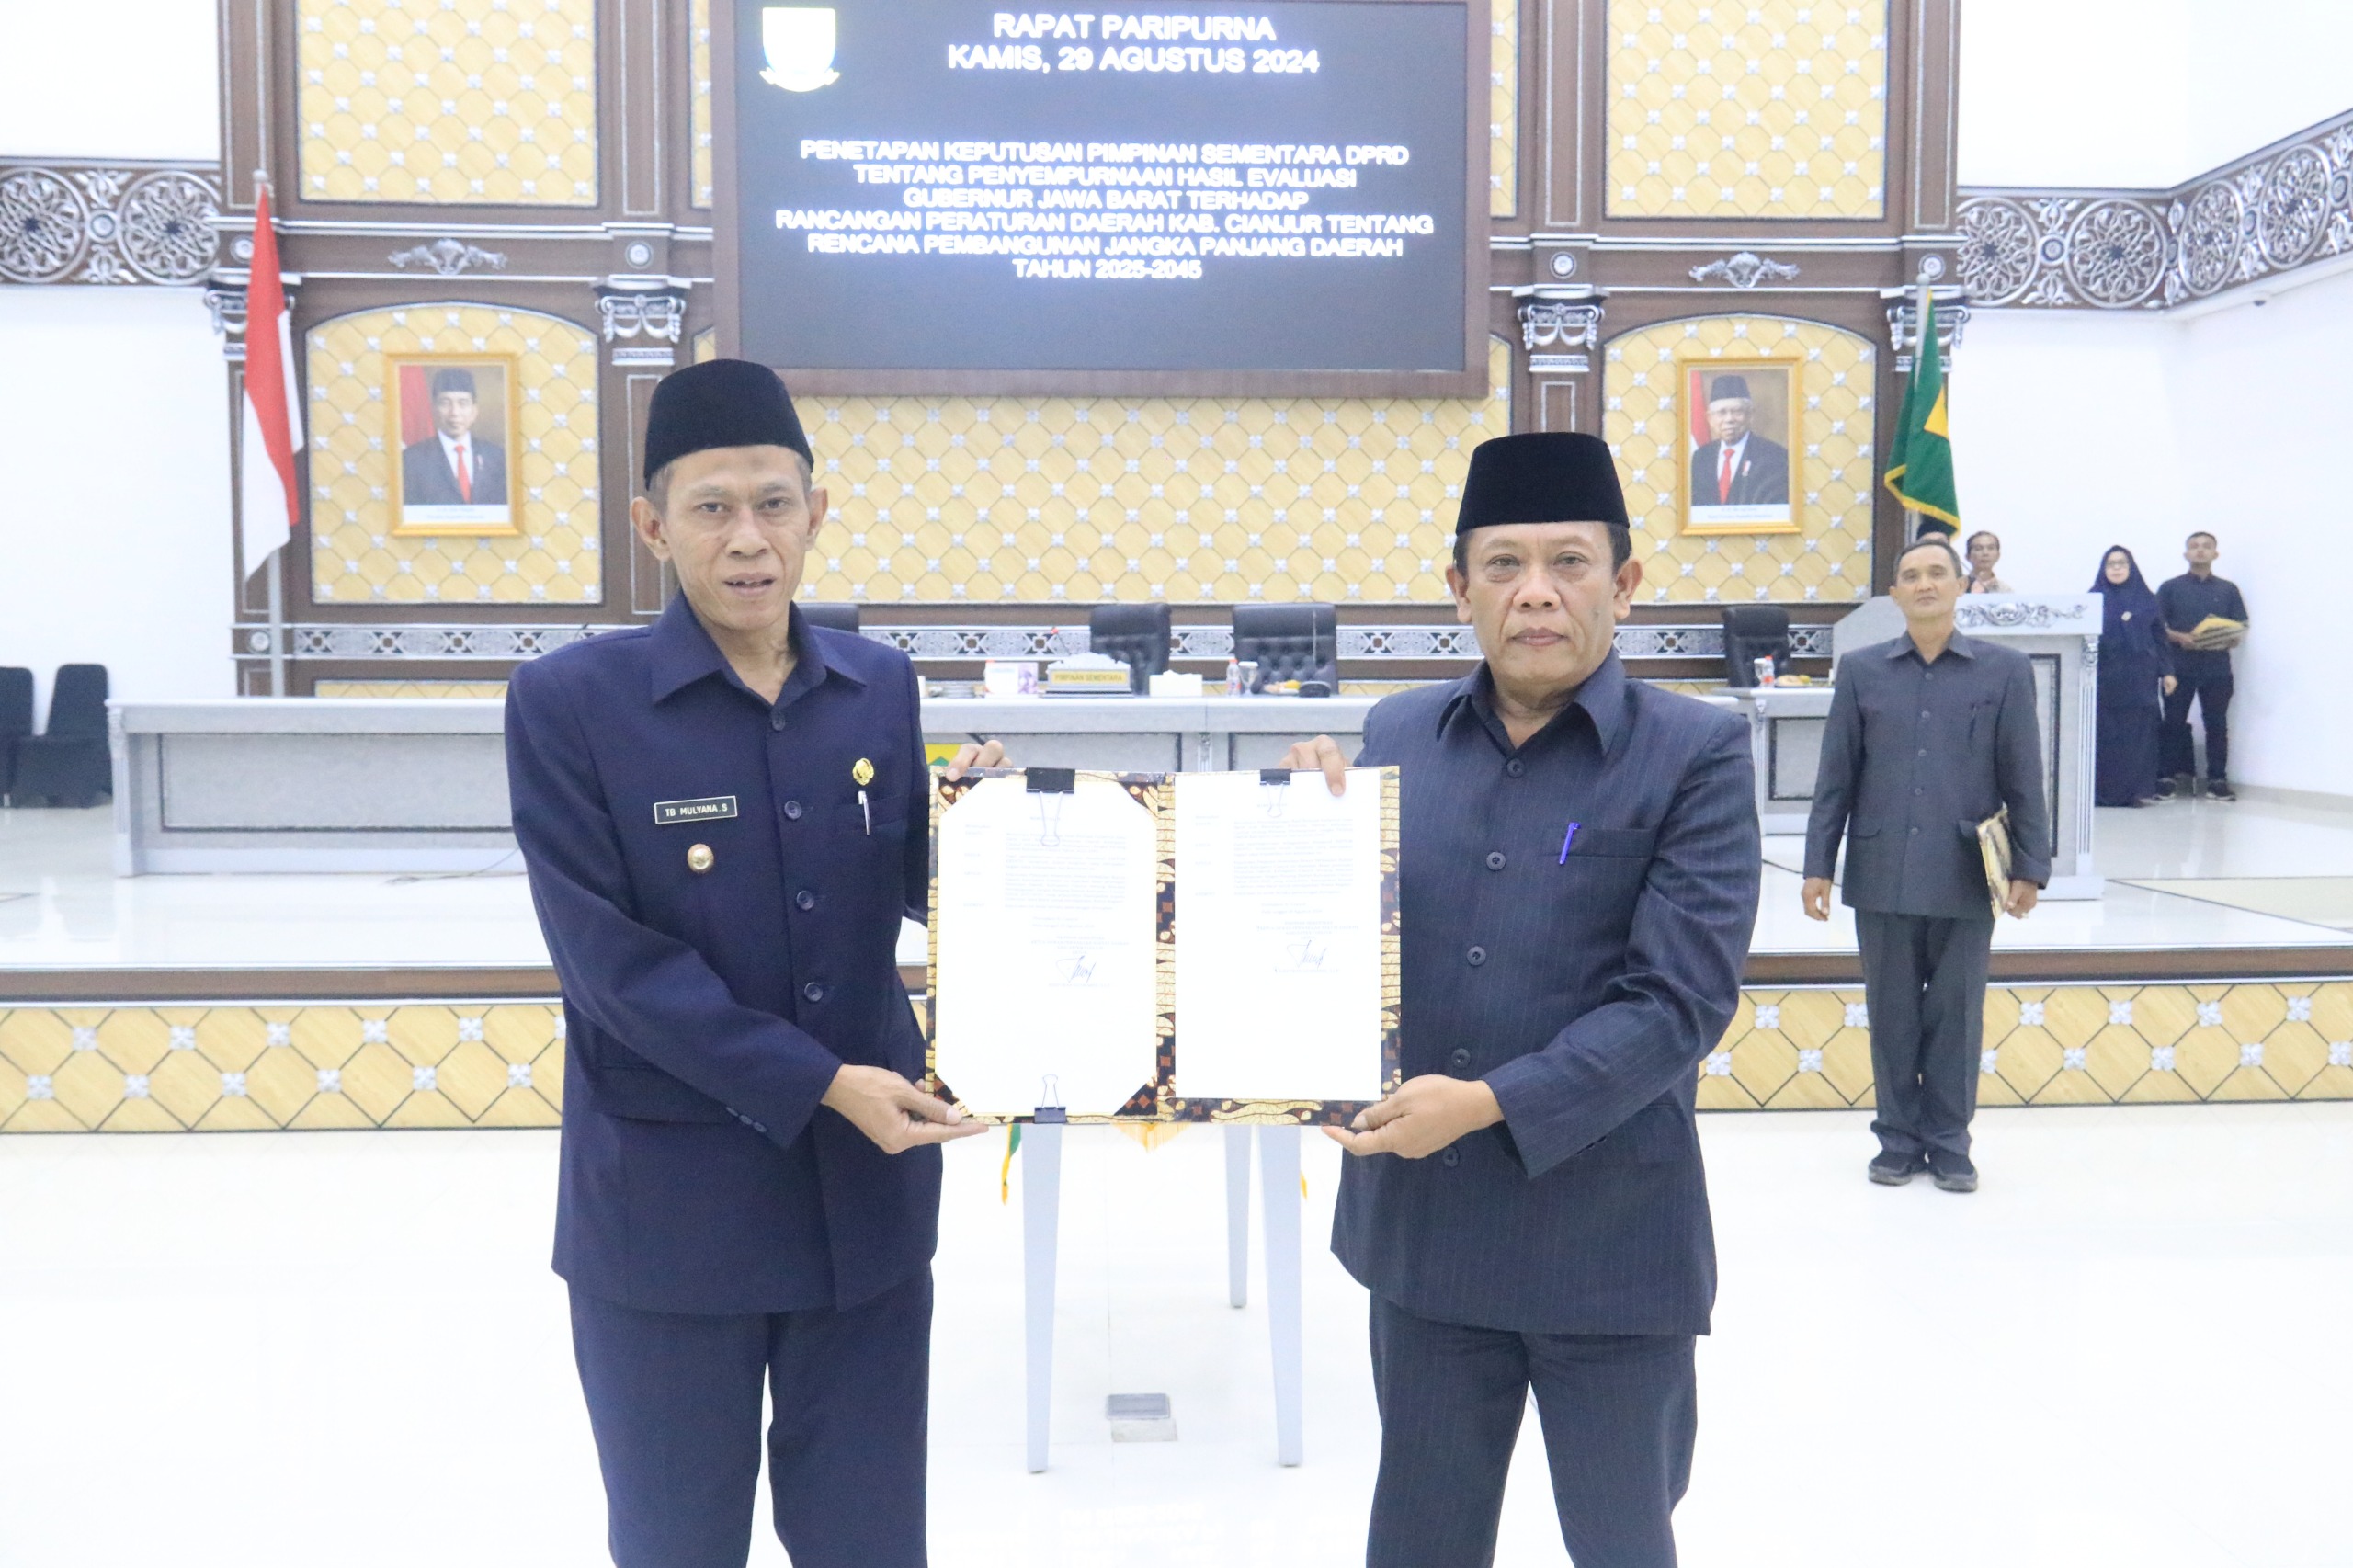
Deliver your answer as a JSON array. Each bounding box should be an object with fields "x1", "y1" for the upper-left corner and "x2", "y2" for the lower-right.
[{"x1": 762, "y1": 7, "x2": 841, "y2": 92}]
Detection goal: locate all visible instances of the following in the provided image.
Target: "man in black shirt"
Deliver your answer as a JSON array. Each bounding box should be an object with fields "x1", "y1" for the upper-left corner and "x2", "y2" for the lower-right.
[{"x1": 2156, "y1": 531, "x2": 2249, "y2": 801}]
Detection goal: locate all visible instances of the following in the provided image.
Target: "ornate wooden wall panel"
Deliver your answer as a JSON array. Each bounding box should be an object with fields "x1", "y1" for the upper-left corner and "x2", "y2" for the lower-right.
[
  {"x1": 796, "y1": 341, "x2": 1512, "y2": 608},
  {"x1": 0, "y1": 1, "x2": 1994, "y2": 686},
  {"x1": 1603, "y1": 0, "x2": 1888, "y2": 221},
  {"x1": 294, "y1": 0, "x2": 601, "y2": 205},
  {"x1": 1604, "y1": 314, "x2": 1876, "y2": 603},
  {"x1": 305, "y1": 303, "x2": 604, "y2": 603}
]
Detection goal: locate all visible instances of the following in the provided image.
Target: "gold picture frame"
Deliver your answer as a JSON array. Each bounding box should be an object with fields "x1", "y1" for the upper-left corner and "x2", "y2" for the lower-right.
[
  {"x1": 386, "y1": 352, "x2": 524, "y2": 537},
  {"x1": 1677, "y1": 353, "x2": 1802, "y2": 537}
]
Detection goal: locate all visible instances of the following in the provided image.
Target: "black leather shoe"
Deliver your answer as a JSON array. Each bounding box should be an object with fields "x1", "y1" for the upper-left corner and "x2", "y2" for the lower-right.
[
  {"x1": 1927, "y1": 1150, "x2": 1978, "y2": 1192},
  {"x1": 1868, "y1": 1150, "x2": 1926, "y2": 1186},
  {"x1": 2207, "y1": 781, "x2": 2237, "y2": 801},
  {"x1": 2154, "y1": 778, "x2": 2178, "y2": 801}
]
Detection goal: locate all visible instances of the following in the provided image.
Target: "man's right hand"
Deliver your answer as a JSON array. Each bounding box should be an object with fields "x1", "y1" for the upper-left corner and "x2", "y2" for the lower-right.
[
  {"x1": 1801, "y1": 876, "x2": 1834, "y2": 922},
  {"x1": 822, "y1": 1064, "x2": 988, "y2": 1153},
  {"x1": 1279, "y1": 734, "x2": 1350, "y2": 796}
]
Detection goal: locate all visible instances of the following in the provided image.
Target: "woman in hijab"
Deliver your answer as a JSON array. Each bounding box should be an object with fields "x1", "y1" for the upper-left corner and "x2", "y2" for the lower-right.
[{"x1": 2091, "y1": 544, "x2": 2177, "y2": 806}]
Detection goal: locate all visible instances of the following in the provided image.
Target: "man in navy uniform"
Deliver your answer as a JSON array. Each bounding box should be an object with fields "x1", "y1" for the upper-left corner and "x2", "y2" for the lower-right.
[
  {"x1": 506, "y1": 358, "x2": 998, "y2": 1568},
  {"x1": 1285, "y1": 433, "x2": 1762, "y2": 1567}
]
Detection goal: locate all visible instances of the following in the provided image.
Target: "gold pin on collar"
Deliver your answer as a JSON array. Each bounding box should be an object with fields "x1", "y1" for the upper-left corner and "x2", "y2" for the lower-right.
[
  {"x1": 687, "y1": 843, "x2": 715, "y2": 873},
  {"x1": 851, "y1": 757, "x2": 875, "y2": 786}
]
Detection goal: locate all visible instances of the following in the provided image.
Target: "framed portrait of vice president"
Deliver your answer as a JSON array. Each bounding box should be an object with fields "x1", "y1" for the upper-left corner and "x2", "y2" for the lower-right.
[
  {"x1": 388, "y1": 355, "x2": 521, "y2": 536},
  {"x1": 1677, "y1": 357, "x2": 1801, "y2": 536}
]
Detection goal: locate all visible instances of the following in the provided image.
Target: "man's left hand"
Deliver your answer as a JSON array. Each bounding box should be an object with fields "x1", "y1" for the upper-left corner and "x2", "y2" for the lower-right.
[
  {"x1": 2162, "y1": 675, "x2": 2178, "y2": 696},
  {"x1": 2005, "y1": 879, "x2": 2040, "y2": 918},
  {"x1": 942, "y1": 739, "x2": 1006, "y2": 779},
  {"x1": 1325, "y1": 1074, "x2": 1503, "y2": 1160}
]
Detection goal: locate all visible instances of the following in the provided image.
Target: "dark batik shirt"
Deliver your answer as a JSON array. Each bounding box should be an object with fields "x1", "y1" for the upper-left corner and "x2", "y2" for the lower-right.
[{"x1": 2156, "y1": 572, "x2": 2248, "y2": 680}]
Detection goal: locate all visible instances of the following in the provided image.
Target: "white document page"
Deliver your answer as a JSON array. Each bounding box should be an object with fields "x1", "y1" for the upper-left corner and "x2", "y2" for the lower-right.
[
  {"x1": 931, "y1": 773, "x2": 1161, "y2": 1119},
  {"x1": 1174, "y1": 769, "x2": 1386, "y2": 1103}
]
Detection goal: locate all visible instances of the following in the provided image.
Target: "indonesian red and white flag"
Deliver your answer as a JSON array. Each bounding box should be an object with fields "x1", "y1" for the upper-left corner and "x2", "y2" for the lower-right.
[{"x1": 239, "y1": 181, "x2": 303, "y2": 569}]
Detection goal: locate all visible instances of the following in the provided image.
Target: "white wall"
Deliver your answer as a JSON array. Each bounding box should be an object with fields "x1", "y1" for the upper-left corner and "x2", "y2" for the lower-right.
[
  {"x1": 1943, "y1": 312, "x2": 2190, "y2": 596},
  {"x1": 1961, "y1": 0, "x2": 2353, "y2": 188},
  {"x1": 1959, "y1": 0, "x2": 2192, "y2": 187},
  {"x1": 2165, "y1": 269, "x2": 2353, "y2": 797},
  {"x1": 0, "y1": 289, "x2": 236, "y2": 718},
  {"x1": 0, "y1": 0, "x2": 219, "y2": 160},
  {"x1": 1950, "y1": 266, "x2": 2353, "y2": 798}
]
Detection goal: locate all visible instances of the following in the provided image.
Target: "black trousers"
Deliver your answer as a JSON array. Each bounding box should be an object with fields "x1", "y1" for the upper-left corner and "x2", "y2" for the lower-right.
[
  {"x1": 569, "y1": 1268, "x2": 932, "y2": 1568},
  {"x1": 1366, "y1": 1293, "x2": 1697, "y2": 1568},
  {"x1": 2160, "y1": 666, "x2": 2233, "y2": 782},
  {"x1": 1856, "y1": 910, "x2": 1995, "y2": 1158}
]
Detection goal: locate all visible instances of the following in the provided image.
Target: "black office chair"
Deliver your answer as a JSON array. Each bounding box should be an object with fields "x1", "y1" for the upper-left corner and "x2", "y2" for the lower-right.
[
  {"x1": 13, "y1": 664, "x2": 111, "y2": 807},
  {"x1": 1232, "y1": 605, "x2": 1339, "y2": 693},
  {"x1": 1722, "y1": 605, "x2": 1792, "y2": 688},
  {"x1": 797, "y1": 602, "x2": 860, "y2": 634},
  {"x1": 1089, "y1": 604, "x2": 1172, "y2": 694},
  {"x1": 0, "y1": 667, "x2": 31, "y2": 805}
]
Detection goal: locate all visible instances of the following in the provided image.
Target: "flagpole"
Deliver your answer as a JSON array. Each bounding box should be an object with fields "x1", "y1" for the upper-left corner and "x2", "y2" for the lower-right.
[
  {"x1": 267, "y1": 548, "x2": 286, "y2": 697},
  {"x1": 1909, "y1": 275, "x2": 1927, "y2": 541}
]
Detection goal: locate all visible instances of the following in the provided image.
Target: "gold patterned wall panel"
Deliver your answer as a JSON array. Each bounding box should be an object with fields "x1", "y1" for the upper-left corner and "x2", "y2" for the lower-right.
[
  {"x1": 0, "y1": 1005, "x2": 564, "y2": 1133},
  {"x1": 8, "y1": 983, "x2": 2347, "y2": 1132},
  {"x1": 691, "y1": 0, "x2": 714, "y2": 209},
  {"x1": 794, "y1": 338, "x2": 1510, "y2": 606},
  {"x1": 1491, "y1": 0, "x2": 1518, "y2": 216},
  {"x1": 1605, "y1": 0, "x2": 1887, "y2": 220},
  {"x1": 308, "y1": 305, "x2": 602, "y2": 605},
  {"x1": 296, "y1": 0, "x2": 598, "y2": 204},
  {"x1": 1699, "y1": 983, "x2": 2353, "y2": 1112},
  {"x1": 313, "y1": 681, "x2": 511, "y2": 698},
  {"x1": 1605, "y1": 314, "x2": 1874, "y2": 604}
]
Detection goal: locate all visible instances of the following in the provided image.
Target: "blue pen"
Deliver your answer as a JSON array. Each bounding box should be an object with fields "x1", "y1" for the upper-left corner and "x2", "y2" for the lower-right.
[{"x1": 1559, "y1": 821, "x2": 1580, "y2": 863}]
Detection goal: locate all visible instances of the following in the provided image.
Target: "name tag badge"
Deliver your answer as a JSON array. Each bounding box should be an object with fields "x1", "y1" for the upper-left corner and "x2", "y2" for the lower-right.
[{"x1": 654, "y1": 795, "x2": 739, "y2": 826}]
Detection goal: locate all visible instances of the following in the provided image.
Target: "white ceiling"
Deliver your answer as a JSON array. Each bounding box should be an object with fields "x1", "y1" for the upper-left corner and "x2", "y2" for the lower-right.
[{"x1": 1960, "y1": 0, "x2": 2353, "y2": 188}]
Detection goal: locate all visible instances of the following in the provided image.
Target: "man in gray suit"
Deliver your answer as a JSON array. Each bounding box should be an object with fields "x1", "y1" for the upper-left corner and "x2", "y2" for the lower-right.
[
  {"x1": 1284, "y1": 432, "x2": 1761, "y2": 1568},
  {"x1": 1802, "y1": 536, "x2": 2051, "y2": 1193}
]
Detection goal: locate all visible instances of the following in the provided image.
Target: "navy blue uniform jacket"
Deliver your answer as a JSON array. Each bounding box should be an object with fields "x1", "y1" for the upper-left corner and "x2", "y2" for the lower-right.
[
  {"x1": 1336, "y1": 655, "x2": 1761, "y2": 1335},
  {"x1": 506, "y1": 597, "x2": 936, "y2": 1316}
]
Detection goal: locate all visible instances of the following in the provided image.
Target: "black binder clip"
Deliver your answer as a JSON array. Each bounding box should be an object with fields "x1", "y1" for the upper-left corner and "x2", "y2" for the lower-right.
[
  {"x1": 1033, "y1": 1075, "x2": 1066, "y2": 1124},
  {"x1": 1258, "y1": 767, "x2": 1290, "y2": 816},
  {"x1": 1025, "y1": 768, "x2": 1077, "y2": 794}
]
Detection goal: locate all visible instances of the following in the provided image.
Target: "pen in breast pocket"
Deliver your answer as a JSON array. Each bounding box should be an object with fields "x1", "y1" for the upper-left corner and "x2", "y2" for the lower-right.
[
  {"x1": 1559, "y1": 822, "x2": 1580, "y2": 864},
  {"x1": 858, "y1": 789, "x2": 870, "y2": 835}
]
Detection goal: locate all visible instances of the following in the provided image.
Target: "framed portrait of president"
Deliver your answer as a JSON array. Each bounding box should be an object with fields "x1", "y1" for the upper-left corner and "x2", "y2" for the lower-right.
[
  {"x1": 388, "y1": 354, "x2": 521, "y2": 536},
  {"x1": 1677, "y1": 357, "x2": 1800, "y2": 536}
]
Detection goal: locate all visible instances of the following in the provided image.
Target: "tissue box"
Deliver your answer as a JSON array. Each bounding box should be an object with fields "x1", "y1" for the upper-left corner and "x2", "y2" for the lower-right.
[{"x1": 1147, "y1": 670, "x2": 1205, "y2": 698}]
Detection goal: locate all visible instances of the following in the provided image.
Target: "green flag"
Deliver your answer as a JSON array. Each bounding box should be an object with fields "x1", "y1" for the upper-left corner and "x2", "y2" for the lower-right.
[{"x1": 1883, "y1": 292, "x2": 1961, "y2": 533}]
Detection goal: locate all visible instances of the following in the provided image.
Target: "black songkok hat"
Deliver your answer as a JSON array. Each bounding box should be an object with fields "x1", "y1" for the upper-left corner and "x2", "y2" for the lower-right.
[
  {"x1": 642, "y1": 358, "x2": 813, "y2": 486},
  {"x1": 1455, "y1": 432, "x2": 1629, "y2": 536},
  {"x1": 430, "y1": 367, "x2": 477, "y2": 399},
  {"x1": 1709, "y1": 374, "x2": 1752, "y2": 403}
]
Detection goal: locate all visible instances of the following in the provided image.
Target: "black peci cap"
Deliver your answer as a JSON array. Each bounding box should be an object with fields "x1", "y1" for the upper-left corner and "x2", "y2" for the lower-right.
[
  {"x1": 642, "y1": 358, "x2": 813, "y2": 488},
  {"x1": 1455, "y1": 432, "x2": 1629, "y2": 536},
  {"x1": 1709, "y1": 374, "x2": 1752, "y2": 402}
]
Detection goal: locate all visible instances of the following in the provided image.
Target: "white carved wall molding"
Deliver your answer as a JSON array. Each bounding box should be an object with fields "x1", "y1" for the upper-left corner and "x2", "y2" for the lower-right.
[
  {"x1": 0, "y1": 160, "x2": 221, "y2": 286},
  {"x1": 1957, "y1": 108, "x2": 2353, "y2": 311}
]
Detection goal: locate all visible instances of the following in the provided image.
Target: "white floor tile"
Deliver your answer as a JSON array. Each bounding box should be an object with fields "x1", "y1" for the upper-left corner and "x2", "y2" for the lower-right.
[{"x1": 1, "y1": 1108, "x2": 2347, "y2": 1566}]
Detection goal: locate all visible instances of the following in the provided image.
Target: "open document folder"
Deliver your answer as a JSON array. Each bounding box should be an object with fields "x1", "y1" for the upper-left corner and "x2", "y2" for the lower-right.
[{"x1": 927, "y1": 767, "x2": 1400, "y2": 1122}]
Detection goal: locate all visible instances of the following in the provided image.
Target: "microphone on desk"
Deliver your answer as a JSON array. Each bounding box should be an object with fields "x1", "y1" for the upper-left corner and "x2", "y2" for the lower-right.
[{"x1": 1299, "y1": 615, "x2": 1333, "y2": 698}]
